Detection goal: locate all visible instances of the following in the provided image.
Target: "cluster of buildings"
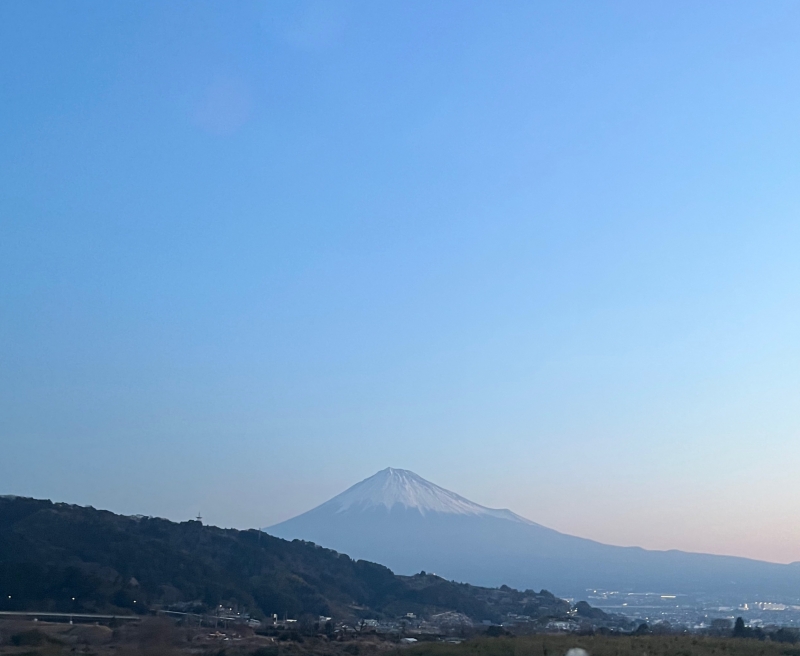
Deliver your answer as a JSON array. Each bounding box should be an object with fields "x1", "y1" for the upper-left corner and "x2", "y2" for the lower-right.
[
  {"x1": 332, "y1": 611, "x2": 474, "y2": 637},
  {"x1": 586, "y1": 590, "x2": 800, "y2": 630}
]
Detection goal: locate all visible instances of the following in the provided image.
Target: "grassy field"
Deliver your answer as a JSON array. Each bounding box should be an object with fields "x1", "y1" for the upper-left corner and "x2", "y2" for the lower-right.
[
  {"x1": 407, "y1": 635, "x2": 800, "y2": 656},
  {"x1": 0, "y1": 618, "x2": 397, "y2": 656},
  {"x1": 3, "y1": 620, "x2": 800, "y2": 656}
]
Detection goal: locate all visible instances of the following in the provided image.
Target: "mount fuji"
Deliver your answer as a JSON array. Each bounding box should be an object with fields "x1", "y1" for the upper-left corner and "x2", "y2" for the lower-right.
[{"x1": 267, "y1": 468, "x2": 800, "y2": 600}]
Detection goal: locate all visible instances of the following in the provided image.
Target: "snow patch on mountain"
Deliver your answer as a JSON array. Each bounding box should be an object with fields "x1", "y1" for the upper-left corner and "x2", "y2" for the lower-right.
[{"x1": 316, "y1": 467, "x2": 536, "y2": 524}]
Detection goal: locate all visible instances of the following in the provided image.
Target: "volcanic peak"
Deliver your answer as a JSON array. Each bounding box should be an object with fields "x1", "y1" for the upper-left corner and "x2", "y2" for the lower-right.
[{"x1": 319, "y1": 467, "x2": 534, "y2": 523}]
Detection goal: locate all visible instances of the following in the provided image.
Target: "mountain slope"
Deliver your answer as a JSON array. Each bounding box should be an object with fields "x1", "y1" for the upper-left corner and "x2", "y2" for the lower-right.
[
  {"x1": 267, "y1": 469, "x2": 800, "y2": 601},
  {"x1": 0, "y1": 495, "x2": 580, "y2": 624}
]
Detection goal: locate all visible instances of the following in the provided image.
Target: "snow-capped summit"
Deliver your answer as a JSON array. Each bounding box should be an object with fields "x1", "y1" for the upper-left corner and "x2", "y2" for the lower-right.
[{"x1": 318, "y1": 467, "x2": 531, "y2": 522}]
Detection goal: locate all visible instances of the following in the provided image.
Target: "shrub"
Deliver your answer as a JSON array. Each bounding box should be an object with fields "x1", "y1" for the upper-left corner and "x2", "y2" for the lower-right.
[{"x1": 11, "y1": 630, "x2": 46, "y2": 646}]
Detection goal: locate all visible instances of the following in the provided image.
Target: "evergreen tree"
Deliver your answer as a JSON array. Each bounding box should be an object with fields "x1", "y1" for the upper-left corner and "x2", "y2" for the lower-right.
[{"x1": 733, "y1": 616, "x2": 747, "y2": 638}]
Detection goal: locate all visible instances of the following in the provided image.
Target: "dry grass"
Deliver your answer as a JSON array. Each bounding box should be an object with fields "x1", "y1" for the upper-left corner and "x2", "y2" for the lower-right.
[
  {"x1": 407, "y1": 635, "x2": 800, "y2": 656},
  {"x1": 3, "y1": 621, "x2": 796, "y2": 656},
  {"x1": 0, "y1": 619, "x2": 399, "y2": 656}
]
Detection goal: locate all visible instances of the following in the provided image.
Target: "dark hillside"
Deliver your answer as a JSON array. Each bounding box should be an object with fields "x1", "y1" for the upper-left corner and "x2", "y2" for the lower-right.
[{"x1": 0, "y1": 496, "x2": 583, "y2": 624}]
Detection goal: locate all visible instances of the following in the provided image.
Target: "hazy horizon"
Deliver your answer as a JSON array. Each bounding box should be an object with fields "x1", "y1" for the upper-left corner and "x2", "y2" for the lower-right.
[{"x1": 2, "y1": 1, "x2": 800, "y2": 565}]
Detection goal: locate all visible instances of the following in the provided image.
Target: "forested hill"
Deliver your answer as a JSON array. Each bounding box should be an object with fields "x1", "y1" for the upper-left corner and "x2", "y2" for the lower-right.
[{"x1": 0, "y1": 496, "x2": 591, "y2": 624}]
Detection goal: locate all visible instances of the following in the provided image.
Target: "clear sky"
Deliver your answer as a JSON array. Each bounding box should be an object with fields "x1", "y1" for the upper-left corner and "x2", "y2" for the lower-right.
[{"x1": 2, "y1": 1, "x2": 800, "y2": 564}]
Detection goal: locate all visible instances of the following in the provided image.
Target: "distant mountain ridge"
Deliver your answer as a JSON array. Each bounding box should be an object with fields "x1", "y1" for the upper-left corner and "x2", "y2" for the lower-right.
[{"x1": 267, "y1": 468, "x2": 800, "y2": 602}]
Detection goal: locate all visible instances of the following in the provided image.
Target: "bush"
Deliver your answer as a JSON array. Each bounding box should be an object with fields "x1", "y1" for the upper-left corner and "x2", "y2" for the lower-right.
[
  {"x1": 251, "y1": 648, "x2": 279, "y2": 656},
  {"x1": 11, "y1": 630, "x2": 46, "y2": 646},
  {"x1": 485, "y1": 626, "x2": 510, "y2": 637}
]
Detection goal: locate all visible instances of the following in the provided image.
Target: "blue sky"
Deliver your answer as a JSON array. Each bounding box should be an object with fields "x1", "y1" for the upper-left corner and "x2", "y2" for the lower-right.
[{"x1": 2, "y1": 1, "x2": 800, "y2": 562}]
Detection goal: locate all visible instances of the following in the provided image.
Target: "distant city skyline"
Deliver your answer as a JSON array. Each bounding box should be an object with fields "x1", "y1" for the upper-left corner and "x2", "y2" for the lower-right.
[{"x1": 2, "y1": 1, "x2": 800, "y2": 565}]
